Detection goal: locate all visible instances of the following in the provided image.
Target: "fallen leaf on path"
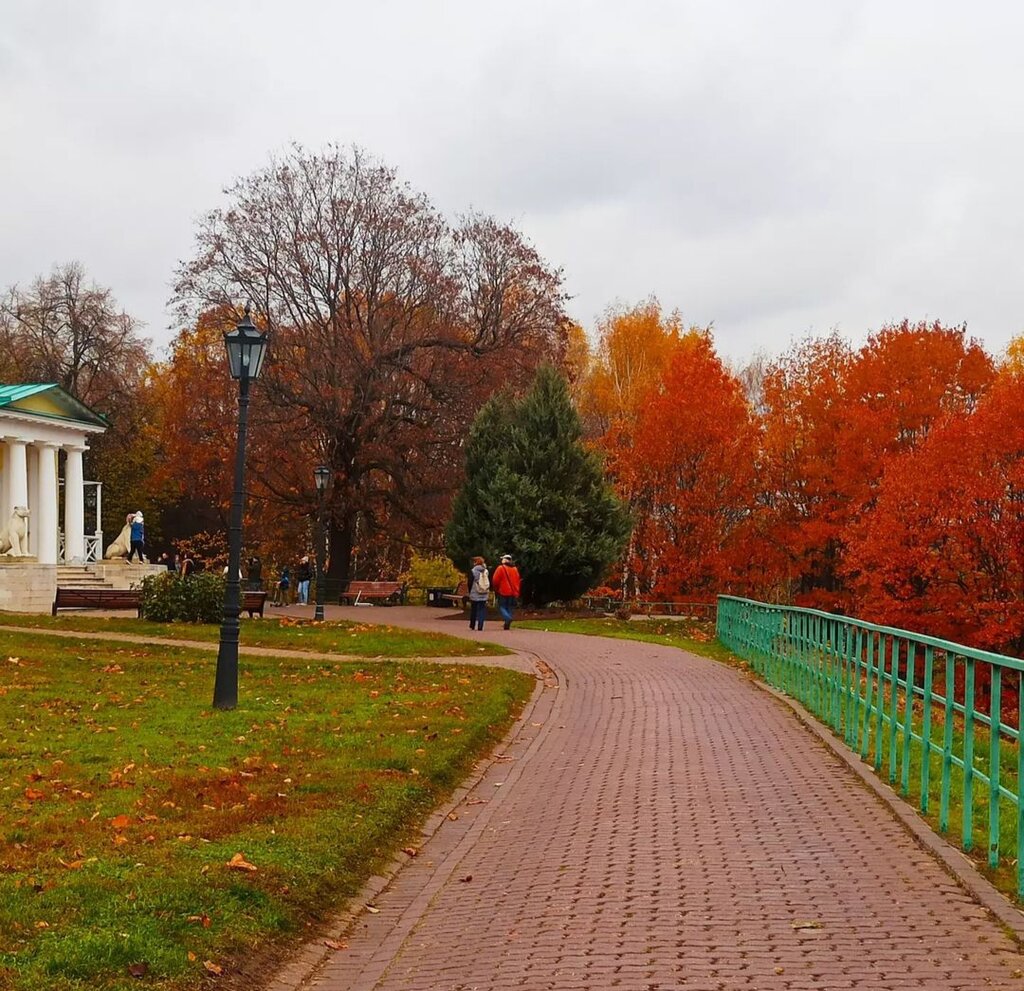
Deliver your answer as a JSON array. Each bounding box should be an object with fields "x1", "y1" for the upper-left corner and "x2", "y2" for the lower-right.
[
  {"x1": 791, "y1": 920, "x2": 823, "y2": 930},
  {"x1": 365, "y1": 904, "x2": 380, "y2": 914},
  {"x1": 323, "y1": 939, "x2": 346, "y2": 950},
  {"x1": 401, "y1": 847, "x2": 418, "y2": 857}
]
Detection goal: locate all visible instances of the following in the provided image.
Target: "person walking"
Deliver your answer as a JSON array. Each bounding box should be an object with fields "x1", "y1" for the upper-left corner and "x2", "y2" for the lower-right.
[
  {"x1": 468, "y1": 556, "x2": 490, "y2": 631},
  {"x1": 492, "y1": 554, "x2": 521, "y2": 629},
  {"x1": 127, "y1": 512, "x2": 146, "y2": 562},
  {"x1": 273, "y1": 565, "x2": 291, "y2": 606},
  {"x1": 296, "y1": 556, "x2": 313, "y2": 605}
]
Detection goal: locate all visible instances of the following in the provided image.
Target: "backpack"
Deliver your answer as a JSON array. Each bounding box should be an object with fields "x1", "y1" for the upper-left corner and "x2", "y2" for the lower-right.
[{"x1": 474, "y1": 567, "x2": 490, "y2": 594}]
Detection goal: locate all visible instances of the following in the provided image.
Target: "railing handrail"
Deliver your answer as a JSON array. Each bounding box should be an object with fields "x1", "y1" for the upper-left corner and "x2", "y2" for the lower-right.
[{"x1": 718, "y1": 594, "x2": 1024, "y2": 672}]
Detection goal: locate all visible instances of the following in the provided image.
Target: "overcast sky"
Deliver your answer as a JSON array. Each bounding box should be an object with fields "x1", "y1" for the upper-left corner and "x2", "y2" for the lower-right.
[{"x1": 3, "y1": 0, "x2": 1023, "y2": 365}]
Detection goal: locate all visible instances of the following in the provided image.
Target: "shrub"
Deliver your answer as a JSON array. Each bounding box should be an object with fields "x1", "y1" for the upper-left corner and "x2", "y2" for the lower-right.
[
  {"x1": 139, "y1": 571, "x2": 225, "y2": 623},
  {"x1": 400, "y1": 551, "x2": 464, "y2": 605}
]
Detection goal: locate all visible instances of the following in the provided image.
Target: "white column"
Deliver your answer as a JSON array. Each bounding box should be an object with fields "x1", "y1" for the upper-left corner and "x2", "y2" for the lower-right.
[
  {"x1": 64, "y1": 446, "x2": 86, "y2": 563},
  {"x1": 6, "y1": 438, "x2": 28, "y2": 522},
  {"x1": 26, "y1": 445, "x2": 38, "y2": 555},
  {"x1": 35, "y1": 443, "x2": 58, "y2": 564}
]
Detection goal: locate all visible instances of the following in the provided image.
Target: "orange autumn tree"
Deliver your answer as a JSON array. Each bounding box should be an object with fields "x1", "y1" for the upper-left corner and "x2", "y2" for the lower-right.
[
  {"x1": 845, "y1": 369, "x2": 1024, "y2": 656},
  {"x1": 756, "y1": 334, "x2": 854, "y2": 605},
  {"x1": 755, "y1": 321, "x2": 995, "y2": 610},
  {"x1": 607, "y1": 332, "x2": 757, "y2": 599}
]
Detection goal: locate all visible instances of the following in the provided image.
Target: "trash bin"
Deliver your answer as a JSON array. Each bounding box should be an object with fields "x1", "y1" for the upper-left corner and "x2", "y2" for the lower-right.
[{"x1": 426, "y1": 587, "x2": 451, "y2": 607}]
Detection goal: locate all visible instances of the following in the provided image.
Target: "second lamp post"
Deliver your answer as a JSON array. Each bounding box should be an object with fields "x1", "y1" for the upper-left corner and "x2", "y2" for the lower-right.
[{"x1": 313, "y1": 464, "x2": 330, "y2": 622}]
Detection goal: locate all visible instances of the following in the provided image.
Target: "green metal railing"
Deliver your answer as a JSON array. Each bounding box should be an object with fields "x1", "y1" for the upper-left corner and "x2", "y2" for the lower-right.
[{"x1": 717, "y1": 595, "x2": 1024, "y2": 892}]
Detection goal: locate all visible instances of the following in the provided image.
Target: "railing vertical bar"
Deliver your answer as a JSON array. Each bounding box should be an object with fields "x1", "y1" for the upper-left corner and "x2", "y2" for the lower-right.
[
  {"x1": 920, "y1": 645, "x2": 934, "y2": 813},
  {"x1": 888, "y1": 636, "x2": 900, "y2": 785},
  {"x1": 874, "y1": 634, "x2": 887, "y2": 772},
  {"x1": 963, "y1": 656, "x2": 976, "y2": 852},
  {"x1": 860, "y1": 631, "x2": 875, "y2": 760},
  {"x1": 940, "y1": 652, "x2": 955, "y2": 834},
  {"x1": 901, "y1": 640, "x2": 914, "y2": 797},
  {"x1": 988, "y1": 664, "x2": 1001, "y2": 868},
  {"x1": 832, "y1": 619, "x2": 842, "y2": 732},
  {"x1": 1017, "y1": 672, "x2": 1024, "y2": 895},
  {"x1": 851, "y1": 626, "x2": 863, "y2": 751}
]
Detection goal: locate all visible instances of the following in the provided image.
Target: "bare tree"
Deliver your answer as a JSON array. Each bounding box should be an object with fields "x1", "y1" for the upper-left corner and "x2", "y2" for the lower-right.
[{"x1": 173, "y1": 144, "x2": 568, "y2": 584}]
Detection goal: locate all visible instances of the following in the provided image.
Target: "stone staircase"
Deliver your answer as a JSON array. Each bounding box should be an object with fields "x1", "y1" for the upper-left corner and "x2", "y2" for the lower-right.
[{"x1": 55, "y1": 565, "x2": 116, "y2": 590}]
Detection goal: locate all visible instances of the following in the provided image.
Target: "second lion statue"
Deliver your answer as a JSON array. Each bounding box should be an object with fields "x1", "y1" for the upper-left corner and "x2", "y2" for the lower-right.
[{"x1": 0, "y1": 506, "x2": 31, "y2": 557}]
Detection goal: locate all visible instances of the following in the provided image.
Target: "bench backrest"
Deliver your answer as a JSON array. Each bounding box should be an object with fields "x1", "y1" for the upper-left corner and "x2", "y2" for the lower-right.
[{"x1": 347, "y1": 581, "x2": 402, "y2": 592}]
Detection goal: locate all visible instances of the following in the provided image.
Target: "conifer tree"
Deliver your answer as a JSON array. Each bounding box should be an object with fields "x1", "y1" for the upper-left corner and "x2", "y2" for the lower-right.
[{"x1": 446, "y1": 365, "x2": 631, "y2": 605}]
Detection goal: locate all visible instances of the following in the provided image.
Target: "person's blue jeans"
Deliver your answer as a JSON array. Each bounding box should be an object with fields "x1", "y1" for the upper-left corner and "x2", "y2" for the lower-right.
[
  {"x1": 497, "y1": 594, "x2": 516, "y2": 625},
  {"x1": 469, "y1": 599, "x2": 487, "y2": 630},
  {"x1": 298, "y1": 579, "x2": 310, "y2": 604}
]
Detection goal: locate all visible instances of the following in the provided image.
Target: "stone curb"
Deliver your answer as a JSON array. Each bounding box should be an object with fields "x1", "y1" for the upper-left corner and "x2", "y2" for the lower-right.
[
  {"x1": 755, "y1": 679, "x2": 1024, "y2": 945},
  {"x1": 262, "y1": 648, "x2": 559, "y2": 991}
]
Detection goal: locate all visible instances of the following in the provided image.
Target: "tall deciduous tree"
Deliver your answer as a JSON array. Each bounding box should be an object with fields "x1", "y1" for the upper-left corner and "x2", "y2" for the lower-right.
[
  {"x1": 173, "y1": 145, "x2": 569, "y2": 585},
  {"x1": 445, "y1": 365, "x2": 631, "y2": 605},
  {"x1": 0, "y1": 263, "x2": 153, "y2": 538},
  {"x1": 606, "y1": 332, "x2": 757, "y2": 599}
]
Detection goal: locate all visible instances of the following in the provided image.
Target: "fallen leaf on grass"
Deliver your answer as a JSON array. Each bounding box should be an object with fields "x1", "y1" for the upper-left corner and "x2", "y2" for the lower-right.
[
  {"x1": 226, "y1": 852, "x2": 257, "y2": 872},
  {"x1": 127, "y1": 961, "x2": 149, "y2": 978},
  {"x1": 203, "y1": 960, "x2": 222, "y2": 975},
  {"x1": 110, "y1": 814, "x2": 132, "y2": 830},
  {"x1": 187, "y1": 914, "x2": 212, "y2": 928},
  {"x1": 58, "y1": 859, "x2": 84, "y2": 870},
  {"x1": 24, "y1": 788, "x2": 46, "y2": 801}
]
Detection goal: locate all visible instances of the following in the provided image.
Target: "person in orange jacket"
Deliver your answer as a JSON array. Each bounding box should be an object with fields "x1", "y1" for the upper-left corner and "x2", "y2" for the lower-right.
[{"x1": 492, "y1": 554, "x2": 522, "y2": 630}]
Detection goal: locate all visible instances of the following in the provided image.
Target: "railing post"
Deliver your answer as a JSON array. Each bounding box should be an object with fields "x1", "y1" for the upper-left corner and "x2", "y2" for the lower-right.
[
  {"x1": 988, "y1": 665, "x2": 1001, "y2": 868},
  {"x1": 963, "y1": 657, "x2": 976, "y2": 852},
  {"x1": 921, "y1": 646, "x2": 934, "y2": 813}
]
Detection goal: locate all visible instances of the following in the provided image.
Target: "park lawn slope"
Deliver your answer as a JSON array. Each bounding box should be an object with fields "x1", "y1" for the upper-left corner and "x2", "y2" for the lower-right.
[
  {"x1": 0, "y1": 612, "x2": 510, "y2": 657},
  {"x1": 0, "y1": 629, "x2": 531, "y2": 991}
]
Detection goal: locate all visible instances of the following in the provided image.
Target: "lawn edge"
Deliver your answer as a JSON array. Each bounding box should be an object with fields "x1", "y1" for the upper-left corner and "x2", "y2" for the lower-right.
[{"x1": 258, "y1": 649, "x2": 558, "y2": 991}]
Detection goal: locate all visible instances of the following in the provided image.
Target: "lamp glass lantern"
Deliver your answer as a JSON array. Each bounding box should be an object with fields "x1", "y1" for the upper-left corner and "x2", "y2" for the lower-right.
[
  {"x1": 314, "y1": 465, "x2": 330, "y2": 493},
  {"x1": 223, "y1": 308, "x2": 268, "y2": 381}
]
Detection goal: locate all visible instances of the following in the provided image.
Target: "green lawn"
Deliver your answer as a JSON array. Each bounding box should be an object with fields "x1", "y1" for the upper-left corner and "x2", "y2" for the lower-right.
[
  {"x1": 0, "y1": 612, "x2": 510, "y2": 658},
  {"x1": 515, "y1": 616, "x2": 734, "y2": 663},
  {"x1": 0, "y1": 628, "x2": 531, "y2": 990}
]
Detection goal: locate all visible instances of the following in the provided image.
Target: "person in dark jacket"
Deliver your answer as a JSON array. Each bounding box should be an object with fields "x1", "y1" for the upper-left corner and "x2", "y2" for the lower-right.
[{"x1": 296, "y1": 556, "x2": 313, "y2": 605}]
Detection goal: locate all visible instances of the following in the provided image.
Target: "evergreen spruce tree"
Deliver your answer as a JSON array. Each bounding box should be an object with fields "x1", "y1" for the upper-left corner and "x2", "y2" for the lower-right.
[{"x1": 446, "y1": 365, "x2": 631, "y2": 605}]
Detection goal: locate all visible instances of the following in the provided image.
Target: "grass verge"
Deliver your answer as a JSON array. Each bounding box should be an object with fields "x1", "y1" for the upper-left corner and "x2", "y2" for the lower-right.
[
  {"x1": 0, "y1": 612, "x2": 510, "y2": 658},
  {"x1": 0, "y1": 628, "x2": 531, "y2": 990}
]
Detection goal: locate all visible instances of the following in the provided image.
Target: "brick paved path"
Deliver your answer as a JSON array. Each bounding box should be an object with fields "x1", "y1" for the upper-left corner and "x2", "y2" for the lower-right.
[{"x1": 275, "y1": 609, "x2": 1024, "y2": 990}]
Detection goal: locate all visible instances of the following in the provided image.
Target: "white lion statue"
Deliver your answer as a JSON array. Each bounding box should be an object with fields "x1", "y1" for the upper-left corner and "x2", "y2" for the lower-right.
[
  {"x1": 104, "y1": 522, "x2": 132, "y2": 560},
  {"x1": 0, "y1": 506, "x2": 31, "y2": 557}
]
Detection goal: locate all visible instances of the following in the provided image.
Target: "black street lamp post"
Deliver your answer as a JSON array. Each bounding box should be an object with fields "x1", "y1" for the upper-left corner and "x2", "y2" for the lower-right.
[
  {"x1": 213, "y1": 306, "x2": 268, "y2": 710},
  {"x1": 313, "y1": 465, "x2": 330, "y2": 622}
]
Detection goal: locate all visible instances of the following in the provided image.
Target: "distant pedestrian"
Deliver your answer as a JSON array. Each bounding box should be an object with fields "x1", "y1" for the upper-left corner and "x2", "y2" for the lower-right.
[
  {"x1": 178, "y1": 549, "x2": 194, "y2": 577},
  {"x1": 273, "y1": 566, "x2": 291, "y2": 606},
  {"x1": 468, "y1": 556, "x2": 490, "y2": 631},
  {"x1": 247, "y1": 555, "x2": 262, "y2": 591},
  {"x1": 492, "y1": 554, "x2": 521, "y2": 630},
  {"x1": 127, "y1": 512, "x2": 146, "y2": 563},
  {"x1": 158, "y1": 551, "x2": 173, "y2": 570},
  {"x1": 296, "y1": 556, "x2": 313, "y2": 605}
]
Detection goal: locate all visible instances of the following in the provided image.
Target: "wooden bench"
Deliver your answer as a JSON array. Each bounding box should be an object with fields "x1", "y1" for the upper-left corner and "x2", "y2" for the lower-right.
[
  {"x1": 51, "y1": 587, "x2": 268, "y2": 618},
  {"x1": 52, "y1": 587, "x2": 141, "y2": 615},
  {"x1": 439, "y1": 580, "x2": 469, "y2": 608},
  {"x1": 241, "y1": 590, "x2": 268, "y2": 618},
  {"x1": 339, "y1": 580, "x2": 405, "y2": 606}
]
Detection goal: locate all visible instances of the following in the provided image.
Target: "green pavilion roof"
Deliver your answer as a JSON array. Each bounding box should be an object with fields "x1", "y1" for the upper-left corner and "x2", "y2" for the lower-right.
[{"x1": 0, "y1": 384, "x2": 108, "y2": 428}]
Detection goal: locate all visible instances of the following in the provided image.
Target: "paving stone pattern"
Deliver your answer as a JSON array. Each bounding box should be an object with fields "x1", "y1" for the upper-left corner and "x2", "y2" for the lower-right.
[{"x1": 286, "y1": 613, "x2": 1024, "y2": 991}]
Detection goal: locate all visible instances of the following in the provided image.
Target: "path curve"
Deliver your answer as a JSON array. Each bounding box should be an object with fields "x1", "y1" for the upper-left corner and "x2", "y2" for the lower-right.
[{"x1": 266, "y1": 606, "x2": 1024, "y2": 991}]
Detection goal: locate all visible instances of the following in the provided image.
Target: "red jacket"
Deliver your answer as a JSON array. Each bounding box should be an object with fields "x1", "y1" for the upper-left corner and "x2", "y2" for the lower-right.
[{"x1": 491, "y1": 564, "x2": 521, "y2": 597}]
